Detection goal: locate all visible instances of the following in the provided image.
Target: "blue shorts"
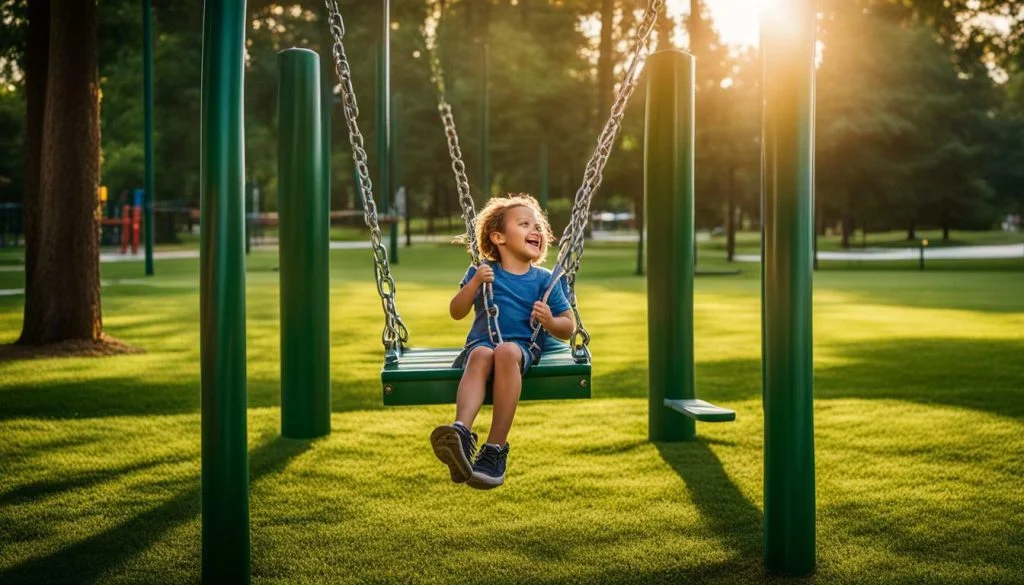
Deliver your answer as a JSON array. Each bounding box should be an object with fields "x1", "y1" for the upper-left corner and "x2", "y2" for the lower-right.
[{"x1": 452, "y1": 339, "x2": 538, "y2": 375}]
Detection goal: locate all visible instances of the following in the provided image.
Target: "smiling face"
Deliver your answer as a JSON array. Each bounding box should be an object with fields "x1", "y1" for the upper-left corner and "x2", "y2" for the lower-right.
[{"x1": 491, "y1": 205, "x2": 546, "y2": 263}]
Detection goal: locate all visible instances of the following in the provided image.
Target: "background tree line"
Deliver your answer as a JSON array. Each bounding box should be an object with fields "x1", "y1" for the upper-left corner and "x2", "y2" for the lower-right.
[{"x1": 0, "y1": 0, "x2": 1021, "y2": 250}]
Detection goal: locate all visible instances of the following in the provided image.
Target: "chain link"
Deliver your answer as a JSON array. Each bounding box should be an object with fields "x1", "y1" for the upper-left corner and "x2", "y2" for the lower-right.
[
  {"x1": 530, "y1": 0, "x2": 664, "y2": 359},
  {"x1": 325, "y1": 0, "x2": 409, "y2": 354},
  {"x1": 424, "y1": 0, "x2": 503, "y2": 345}
]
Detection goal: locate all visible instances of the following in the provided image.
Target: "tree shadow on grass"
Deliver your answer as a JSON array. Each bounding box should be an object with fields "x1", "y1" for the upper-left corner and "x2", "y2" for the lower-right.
[
  {"x1": 0, "y1": 435, "x2": 311, "y2": 585},
  {"x1": 0, "y1": 373, "x2": 383, "y2": 421},
  {"x1": 594, "y1": 337, "x2": 1024, "y2": 421},
  {"x1": 0, "y1": 455, "x2": 192, "y2": 507}
]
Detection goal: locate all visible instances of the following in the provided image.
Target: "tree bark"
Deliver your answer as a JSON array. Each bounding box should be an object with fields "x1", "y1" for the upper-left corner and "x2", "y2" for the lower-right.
[
  {"x1": 906, "y1": 221, "x2": 916, "y2": 241},
  {"x1": 18, "y1": 0, "x2": 103, "y2": 345},
  {"x1": 597, "y1": 0, "x2": 614, "y2": 123},
  {"x1": 21, "y1": 0, "x2": 49, "y2": 334}
]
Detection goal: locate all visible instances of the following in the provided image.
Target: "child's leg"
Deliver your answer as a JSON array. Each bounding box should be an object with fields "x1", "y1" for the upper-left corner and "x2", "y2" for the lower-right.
[
  {"x1": 455, "y1": 346, "x2": 494, "y2": 429},
  {"x1": 486, "y1": 342, "x2": 524, "y2": 446}
]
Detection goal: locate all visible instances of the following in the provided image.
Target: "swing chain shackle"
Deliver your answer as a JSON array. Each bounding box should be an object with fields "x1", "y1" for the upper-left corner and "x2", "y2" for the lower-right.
[{"x1": 325, "y1": 0, "x2": 409, "y2": 352}]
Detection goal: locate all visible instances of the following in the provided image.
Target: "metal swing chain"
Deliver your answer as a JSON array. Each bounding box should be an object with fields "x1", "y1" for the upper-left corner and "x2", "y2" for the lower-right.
[
  {"x1": 325, "y1": 0, "x2": 409, "y2": 354},
  {"x1": 546, "y1": 0, "x2": 664, "y2": 359},
  {"x1": 424, "y1": 0, "x2": 503, "y2": 345}
]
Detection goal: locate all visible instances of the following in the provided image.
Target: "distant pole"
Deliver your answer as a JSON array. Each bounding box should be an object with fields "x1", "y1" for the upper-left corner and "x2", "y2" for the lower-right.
[
  {"x1": 635, "y1": 197, "x2": 645, "y2": 276},
  {"x1": 761, "y1": 0, "x2": 816, "y2": 575},
  {"x1": 278, "y1": 49, "x2": 331, "y2": 439},
  {"x1": 377, "y1": 1, "x2": 397, "y2": 263},
  {"x1": 539, "y1": 142, "x2": 549, "y2": 209},
  {"x1": 199, "y1": 0, "x2": 249, "y2": 582},
  {"x1": 393, "y1": 92, "x2": 411, "y2": 247},
  {"x1": 142, "y1": 0, "x2": 155, "y2": 275},
  {"x1": 645, "y1": 50, "x2": 696, "y2": 442},
  {"x1": 480, "y1": 42, "x2": 490, "y2": 199}
]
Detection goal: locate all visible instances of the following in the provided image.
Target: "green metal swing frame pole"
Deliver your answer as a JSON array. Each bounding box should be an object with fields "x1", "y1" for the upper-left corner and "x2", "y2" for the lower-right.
[
  {"x1": 645, "y1": 50, "x2": 696, "y2": 442},
  {"x1": 761, "y1": 0, "x2": 816, "y2": 575},
  {"x1": 278, "y1": 49, "x2": 331, "y2": 439},
  {"x1": 393, "y1": 91, "x2": 410, "y2": 246},
  {"x1": 142, "y1": 0, "x2": 155, "y2": 275},
  {"x1": 199, "y1": 0, "x2": 249, "y2": 582},
  {"x1": 377, "y1": 0, "x2": 397, "y2": 263}
]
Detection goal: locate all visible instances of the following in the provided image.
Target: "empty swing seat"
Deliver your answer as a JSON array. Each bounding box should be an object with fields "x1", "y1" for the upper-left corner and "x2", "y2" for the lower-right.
[
  {"x1": 382, "y1": 343, "x2": 591, "y2": 406},
  {"x1": 664, "y1": 399, "x2": 736, "y2": 422}
]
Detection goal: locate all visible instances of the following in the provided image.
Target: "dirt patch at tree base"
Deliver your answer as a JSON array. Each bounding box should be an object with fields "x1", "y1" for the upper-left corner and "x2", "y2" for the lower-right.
[{"x1": 0, "y1": 334, "x2": 144, "y2": 361}]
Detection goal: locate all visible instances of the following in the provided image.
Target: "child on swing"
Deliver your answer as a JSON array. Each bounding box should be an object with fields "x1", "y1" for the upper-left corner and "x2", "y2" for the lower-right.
[{"x1": 431, "y1": 194, "x2": 575, "y2": 489}]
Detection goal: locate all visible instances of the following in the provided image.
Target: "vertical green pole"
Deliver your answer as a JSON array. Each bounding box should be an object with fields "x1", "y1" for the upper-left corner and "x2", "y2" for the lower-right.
[
  {"x1": 539, "y1": 142, "x2": 549, "y2": 209},
  {"x1": 761, "y1": 0, "x2": 816, "y2": 575},
  {"x1": 142, "y1": 0, "x2": 155, "y2": 276},
  {"x1": 393, "y1": 92, "x2": 410, "y2": 247},
  {"x1": 278, "y1": 49, "x2": 331, "y2": 439},
  {"x1": 645, "y1": 50, "x2": 696, "y2": 442},
  {"x1": 377, "y1": 2, "x2": 397, "y2": 263},
  {"x1": 480, "y1": 42, "x2": 490, "y2": 199},
  {"x1": 199, "y1": 0, "x2": 249, "y2": 582}
]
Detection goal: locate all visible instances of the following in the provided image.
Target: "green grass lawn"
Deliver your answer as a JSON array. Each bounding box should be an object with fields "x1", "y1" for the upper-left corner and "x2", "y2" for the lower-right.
[{"x1": 1, "y1": 244, "x2": 1022, "y2": 584}]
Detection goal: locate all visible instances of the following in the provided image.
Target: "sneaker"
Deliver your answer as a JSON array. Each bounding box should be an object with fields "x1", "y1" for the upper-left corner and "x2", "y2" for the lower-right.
[
  {"x1": 430, "y1": 424, "x2": 478, "y2": 483},
  {"x1": 467, "y1": 443, "x2": 509, "y2": 490}
]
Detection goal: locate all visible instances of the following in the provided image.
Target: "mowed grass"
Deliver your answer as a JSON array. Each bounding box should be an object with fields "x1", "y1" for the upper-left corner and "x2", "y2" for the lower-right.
[{"x1": 0, "y1": 244, "x2": 1022, "y2": 585}]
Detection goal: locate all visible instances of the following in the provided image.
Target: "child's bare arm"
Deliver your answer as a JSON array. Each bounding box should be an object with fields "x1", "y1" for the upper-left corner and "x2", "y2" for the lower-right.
[
  {"x1": 450, "y1": 265, "x2": 494, "y2": 320},
  {"x1": 531, "y1": 303, "x2": 575, "y2": 340}
]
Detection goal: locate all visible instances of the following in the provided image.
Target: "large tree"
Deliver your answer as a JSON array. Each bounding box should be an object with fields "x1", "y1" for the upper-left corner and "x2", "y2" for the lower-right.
[{"x1": 18, "y1": 0, "x2": 103, "y2": 345}]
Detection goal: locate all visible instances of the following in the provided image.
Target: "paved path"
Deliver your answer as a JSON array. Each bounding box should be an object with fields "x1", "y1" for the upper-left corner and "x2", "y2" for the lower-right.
[{"x1": 734, "y1": 243, "x2": 1024, "y2": 262}]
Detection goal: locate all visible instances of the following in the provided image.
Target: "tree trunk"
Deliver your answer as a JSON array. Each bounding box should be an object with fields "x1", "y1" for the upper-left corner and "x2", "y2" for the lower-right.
[
  {"x1": 726, "y1": 165, "x2": 736, "y2": 262},
  {"x1": 597, "y1": 0, "x2": 614, "y2": 123},
  {"x1": 658, "y1": 2, "x2": 674, "y2": 49},
  {"x1": 19, "y1": 0, "x2": 102, "y2": 345},
  {"x1": 906, "y1": 221, "x2": 916, "y2": 241},
  {"x1": 941, "y1": 210, "x2": 950, "y2": 241},
  {"x1": 21, "y1": 0, "x2": 49, "y2": 334},
  {"x1": 688, "y1": 0, "x2": 702, "y2": 52},
  {"x1": 841, "y1": 216, "x2": 852, "y2": 249}
]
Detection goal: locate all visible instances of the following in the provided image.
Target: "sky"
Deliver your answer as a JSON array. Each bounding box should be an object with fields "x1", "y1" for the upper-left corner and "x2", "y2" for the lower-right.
[{"x1": 691, "y1": 0, "x2": 764, "y2": 47}]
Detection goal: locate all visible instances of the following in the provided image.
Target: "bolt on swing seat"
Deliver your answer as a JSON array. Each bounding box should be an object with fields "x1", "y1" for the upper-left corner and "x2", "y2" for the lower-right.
[{"x1": 381, "y1": 342, "x2": 591, "y2": 406}]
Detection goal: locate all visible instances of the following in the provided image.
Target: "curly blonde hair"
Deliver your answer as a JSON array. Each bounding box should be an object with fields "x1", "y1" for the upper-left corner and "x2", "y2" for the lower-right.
[{"x1": 469, "y1": 193, "x2": 556, "y2": 264}]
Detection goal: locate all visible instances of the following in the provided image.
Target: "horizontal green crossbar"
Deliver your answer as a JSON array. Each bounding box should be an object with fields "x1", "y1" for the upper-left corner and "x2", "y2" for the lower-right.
[
  {"x1": 382, "y1": 345, "x2": 591, "y2": 406},
  {"x1": 663, "y1": 399, "x2": 736, "y2": 422}
]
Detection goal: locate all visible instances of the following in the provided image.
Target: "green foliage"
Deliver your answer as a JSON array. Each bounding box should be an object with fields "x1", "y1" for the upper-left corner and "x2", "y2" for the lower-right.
[
  {"x1": 0, "y1": 0, "x2": 1021, "y2": 237},
  {"x1": 0, "y1": 88, "x2": 23, "y2": 202}
]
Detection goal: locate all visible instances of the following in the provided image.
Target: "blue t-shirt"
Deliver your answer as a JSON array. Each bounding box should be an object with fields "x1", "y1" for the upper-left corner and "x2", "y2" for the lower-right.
[{"x1": 460, "y1": 262, "x2": 572, "y2": 347}]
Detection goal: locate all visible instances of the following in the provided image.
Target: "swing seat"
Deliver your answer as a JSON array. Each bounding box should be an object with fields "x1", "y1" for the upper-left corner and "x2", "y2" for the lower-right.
[
  {"x1": 382, "y1": 343, "x2": 591, "y2": 406},
  {"x1": 664, "y1": 399, "x2": 736, "y2": 422}
]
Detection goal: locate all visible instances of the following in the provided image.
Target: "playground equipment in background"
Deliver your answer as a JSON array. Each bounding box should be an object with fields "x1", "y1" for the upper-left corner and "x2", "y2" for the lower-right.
[
  {"x1": 198, "y1": 0, "x2": 816, "y2": 581},
  {"x1": 97, "y1": 186, "x2": 144, "y2": 255}
]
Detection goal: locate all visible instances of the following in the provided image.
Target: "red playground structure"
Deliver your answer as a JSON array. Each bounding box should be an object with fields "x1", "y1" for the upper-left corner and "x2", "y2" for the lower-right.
[{"x1": 98, "y1": 186, "x2": 144, "y2": 255}]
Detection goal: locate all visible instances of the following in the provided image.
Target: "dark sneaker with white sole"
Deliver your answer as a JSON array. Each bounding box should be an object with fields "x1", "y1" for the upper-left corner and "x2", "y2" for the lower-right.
[
  {"x1": 467, "y1": 443, "x2": 509, "y2": 489},
  {"x1": 430, "y1": 424, "x2": 478, "y2": 483}
]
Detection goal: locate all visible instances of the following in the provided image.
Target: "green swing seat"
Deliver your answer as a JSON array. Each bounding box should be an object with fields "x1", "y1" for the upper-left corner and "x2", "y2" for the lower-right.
[{"x1": 382, "y1": 342, "x2": 591, "y2": 406}]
